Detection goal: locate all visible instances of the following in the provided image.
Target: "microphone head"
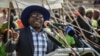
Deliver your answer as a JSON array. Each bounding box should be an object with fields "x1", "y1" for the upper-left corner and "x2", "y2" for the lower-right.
[
  {"x1": 65, "y1": 25, "x2": 74, "y2": 33},
  {"x1": 65, "y1": 25, "x2": 75, "y2": 36}
]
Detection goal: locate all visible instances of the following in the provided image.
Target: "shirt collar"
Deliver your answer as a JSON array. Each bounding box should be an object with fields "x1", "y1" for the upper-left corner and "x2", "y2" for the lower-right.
[{"x1": 29, "y1": 26, "x2": 45, "y2": 33}]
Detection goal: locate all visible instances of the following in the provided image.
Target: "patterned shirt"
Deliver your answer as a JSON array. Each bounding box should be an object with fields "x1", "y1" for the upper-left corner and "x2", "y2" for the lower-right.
[{"x1": 30, "y1": 26, "x2": 47, "y2": 56}]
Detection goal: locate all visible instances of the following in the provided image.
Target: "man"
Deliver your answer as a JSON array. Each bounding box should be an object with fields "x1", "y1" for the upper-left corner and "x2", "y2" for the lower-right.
[
  {"x1": 0, "y1": 9, "x2": 7, "y2": 28},
  {"x1": 85, "y1": 8, "x2": 97, "y2": 28},
  {"x1": 94, "y1": 9, "x2": 100, "y2": 29},
  {"x1": 72, "y1": 6, "x2": 94, "y2": 41},
  {"x1": 5, "y1": 5, "x2": 58, "y2": 56},
  {"x1": 86, "y1": 8, "x2": 93, "y2": 20}
]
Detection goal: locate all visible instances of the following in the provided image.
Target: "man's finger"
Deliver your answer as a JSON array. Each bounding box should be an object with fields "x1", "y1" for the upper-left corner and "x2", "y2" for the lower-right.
[{"x1": 11, "y1": 28, "x2": 15, "y2": 33}]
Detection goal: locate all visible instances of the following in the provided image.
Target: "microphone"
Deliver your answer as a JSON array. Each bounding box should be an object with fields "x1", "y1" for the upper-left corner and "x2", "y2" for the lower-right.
[
  {"x1": 65, "y1": 25, "x2": 76, "y2": 37},
  {"x1": 44, "y1": 21, "x2": 59, "y2": 30},
  {"x1": 44, "y1": 21, "x2": 76, "y2": 37},
  {"x1": 52, "y1": 23, "x2": 66, "y2": 27},
  {"x1": 44, "y1": 21, "x2": 85, "y2": 48},
  {"x1": 44, "y1": 21, "x2": 65, "y2": 31}
]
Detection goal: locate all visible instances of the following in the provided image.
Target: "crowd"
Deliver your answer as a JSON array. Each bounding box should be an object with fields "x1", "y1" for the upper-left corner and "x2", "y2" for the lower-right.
[{"x1": 0, "y1": 4, "x2": 100, "y2": 56}]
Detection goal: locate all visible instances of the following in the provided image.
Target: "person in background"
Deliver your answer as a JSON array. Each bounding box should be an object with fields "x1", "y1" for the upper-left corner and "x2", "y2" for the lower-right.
[
  {"x1": 85, "y1": 8, "x2": 96, "y2": 28},
  {"x1": 93, "y1": 9, "x2": 100, "y2": 45},
  {"x1": 2, "y1": 9, "x2": 7, "y2": 21},
  {"x1": 72, "y1": 6, "x2": 95, "y2": 41},
  {"x1": 0, "y1": 9, "x2": 7, "y2": 28},
  {"x1": 15, "y1": 19, "x2": 24, "y2": 29},
  {"x1": 85, "y1": 8, "x2": 93, "y2": 20},
  {"x1": 93, "y1": 9, "x2": 100, "y2": 29},
  {"x1": 94, "y1": 0, "x2": 100, "y2": 5},
  {"x1": 0, "y1": 9, "x2": 18, "y2": 43}
]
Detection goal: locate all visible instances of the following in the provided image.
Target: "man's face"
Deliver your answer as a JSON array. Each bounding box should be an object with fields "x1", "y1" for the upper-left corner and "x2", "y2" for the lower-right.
[
  {"x1": 86, "y1": 12, "x2": 93, "y2": 19},
  {"x1": 94, "y1": 11, "x2": 100, "y2": 19},
  {"x1": 78, "y1": 7, "x2": 85, "y2": 16},
  {"x1": 28, "y1": 11, "x2": 44, "y2": 28}
]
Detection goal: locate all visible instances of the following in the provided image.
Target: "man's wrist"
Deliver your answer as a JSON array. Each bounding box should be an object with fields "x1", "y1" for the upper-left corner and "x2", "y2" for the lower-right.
[{"x1": 11, "y1": 38, "x2": 18, "y2": 44}]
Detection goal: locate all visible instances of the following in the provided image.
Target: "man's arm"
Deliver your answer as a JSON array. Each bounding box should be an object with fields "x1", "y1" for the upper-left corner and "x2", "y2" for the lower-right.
[
  {"x1": 5, "y1": 39, "x2": 17, "y2": 52},
  {"x1": 5, "y1": 28, "x2": 20, "y2": 53}
]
